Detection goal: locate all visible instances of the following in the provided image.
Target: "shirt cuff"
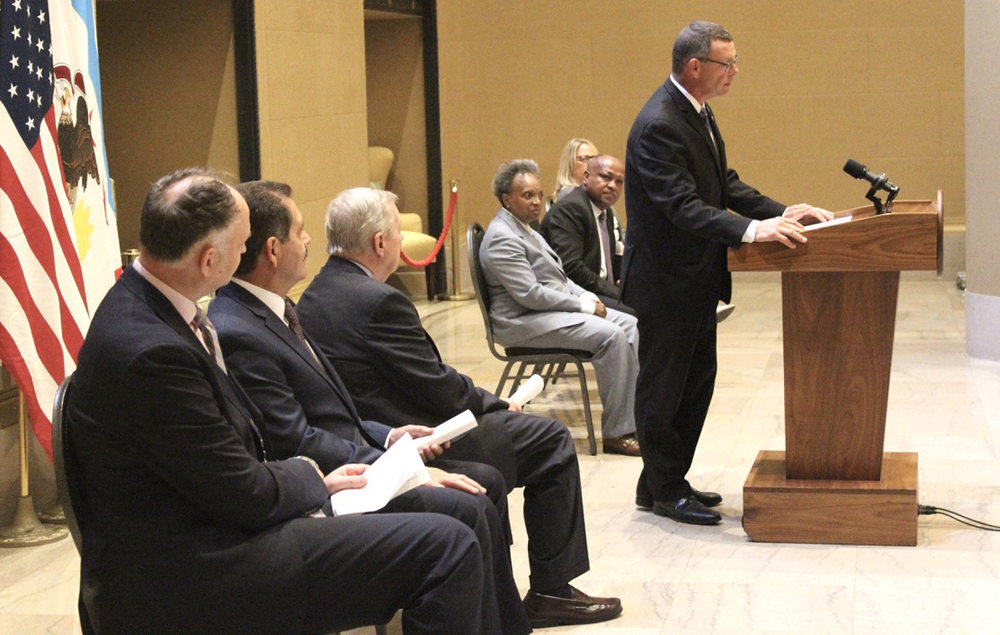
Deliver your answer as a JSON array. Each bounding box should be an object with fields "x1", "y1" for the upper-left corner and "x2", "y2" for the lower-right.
[
  {"x1": 742, "y1": 219, "x2": 759, "y2": 243},
  {"x1": 580, "y1": 291, "x2": 599, "y2": 303},
  {"x1": 580, "y1": 299, "x2": 596, "y2": 314}
]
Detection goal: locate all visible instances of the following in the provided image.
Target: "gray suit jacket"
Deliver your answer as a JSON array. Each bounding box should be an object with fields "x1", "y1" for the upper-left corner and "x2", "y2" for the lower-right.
[{"x1": 480, "y1": 208, "x2": 592, "y2": 347}]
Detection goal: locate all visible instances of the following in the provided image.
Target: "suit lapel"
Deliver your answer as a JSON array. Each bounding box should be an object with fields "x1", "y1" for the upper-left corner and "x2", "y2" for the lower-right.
[
  {"x1": 221, "y1": 282, "x2": 380, "y2": 448},
  {"x1": 500, "y1": 209, "x2": 567, "y2": 279},
  {"x1": 575, "y1": 189, "x2": 603, "y2": 271},
  {"x1": 122, "y1": 269, "x2": 265, "y2": 458},
  {"x1": 666, "y1": 81, "x2": 725, "y2": 183}
]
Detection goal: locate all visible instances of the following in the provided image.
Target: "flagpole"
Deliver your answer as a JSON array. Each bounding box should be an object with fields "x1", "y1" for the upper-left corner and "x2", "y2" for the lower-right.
[{"x1": 0, "y1": 392, "x2": 68, "y2": 548}]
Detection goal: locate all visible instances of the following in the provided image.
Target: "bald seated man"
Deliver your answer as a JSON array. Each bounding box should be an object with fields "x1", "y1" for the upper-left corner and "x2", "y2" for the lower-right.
[{"x1": 541, "y1": 154, "x2": 630, "y2": 313}]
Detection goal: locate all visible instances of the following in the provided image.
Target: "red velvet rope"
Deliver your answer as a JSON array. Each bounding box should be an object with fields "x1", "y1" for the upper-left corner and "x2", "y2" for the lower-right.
[{"x1": 399, "y1": 186, "x2": 457, "y2": 267}]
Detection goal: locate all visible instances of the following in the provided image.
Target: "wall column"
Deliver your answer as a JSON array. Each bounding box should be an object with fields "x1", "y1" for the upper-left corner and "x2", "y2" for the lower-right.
[{"x1": 965, "y1": 0, "x2": 1000, "y2": 360}]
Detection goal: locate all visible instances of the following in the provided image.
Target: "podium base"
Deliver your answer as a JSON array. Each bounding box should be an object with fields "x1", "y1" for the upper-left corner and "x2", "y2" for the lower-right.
[{"x1": 743, "y1": 450, "x2": 918, "y2": 546}]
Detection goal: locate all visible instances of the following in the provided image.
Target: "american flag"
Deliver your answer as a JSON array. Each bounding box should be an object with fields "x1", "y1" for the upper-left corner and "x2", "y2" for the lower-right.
[{"x1": 1, "y1": 0, "x2": 119, "y2": 459}]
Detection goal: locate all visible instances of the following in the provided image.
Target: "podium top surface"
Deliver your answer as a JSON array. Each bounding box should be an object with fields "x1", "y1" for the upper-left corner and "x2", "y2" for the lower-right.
[{"x1": 728, "y1": 196, "x2": 943, "y2": 274}]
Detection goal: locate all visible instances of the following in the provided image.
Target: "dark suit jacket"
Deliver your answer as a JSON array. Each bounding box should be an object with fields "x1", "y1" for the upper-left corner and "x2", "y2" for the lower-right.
[
  {"x1": 540, "y1": 185, "x2": 622, "y2": 299},
  {"x1": 297, "y1": 256, "x2": 518, "y2": 485},
  {"x1": 621, "y1": 79, "x2": 785, "y2": 319},
  {"x1": 209, "y1": 282, "x2": 389, "y2": 473},
  {"x1": 69, "y1": 266, "x2": 330, "y2": 634}
]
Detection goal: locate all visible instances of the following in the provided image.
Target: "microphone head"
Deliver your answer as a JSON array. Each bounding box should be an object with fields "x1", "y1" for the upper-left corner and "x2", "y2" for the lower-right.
[{"x1": 843, "y1": 159, "x2": 867, "y2": 179}]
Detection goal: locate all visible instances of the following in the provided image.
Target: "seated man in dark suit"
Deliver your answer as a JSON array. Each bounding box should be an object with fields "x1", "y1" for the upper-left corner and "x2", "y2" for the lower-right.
[
  {"x1": 542, "y1": 154, "x2": 734, "y2": 322},
  {"x1": 68, "y1": 168, "x2": 500, "y2": 634},
  {"x1": 209, "y1": 180, "x2": 530, "y2": 635},
  {"x1": 296, "y1": 187, "x2": 623, "y2": 628},
  {"x1": 540, "y1": 154, "x2": 630, "y2": 313}
]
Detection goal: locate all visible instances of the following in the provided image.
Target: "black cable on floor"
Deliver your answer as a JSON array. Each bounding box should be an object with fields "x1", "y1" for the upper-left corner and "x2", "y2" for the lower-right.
[{"x1": 919, "y1": 504, "x2": 1000, "y2": 531}]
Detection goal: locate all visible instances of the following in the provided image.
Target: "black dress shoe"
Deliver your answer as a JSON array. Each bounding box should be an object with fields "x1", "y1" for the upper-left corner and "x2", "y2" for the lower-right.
[
  {"x1": 638, "y1": 489, "x2": 721, "y2": 509},
  {"x1": 653, "y1": 497, "x2": 722, "y2": 525},
  {"x1": 690, "y1": 488, "x2": 722, "y2": 507},
  {"x1": 523, "y1": 585, "x2": 623, "y2": 628}
]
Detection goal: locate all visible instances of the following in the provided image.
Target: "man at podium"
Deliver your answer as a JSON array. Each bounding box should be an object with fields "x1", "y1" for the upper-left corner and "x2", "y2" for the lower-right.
[{"x1": 622, "y1": 20, "x2": 832, "y2": 525}]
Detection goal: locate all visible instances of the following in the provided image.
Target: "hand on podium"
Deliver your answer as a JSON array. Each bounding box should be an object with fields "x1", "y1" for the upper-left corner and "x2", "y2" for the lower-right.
[
  {"x1": 783, "y1": 203, "x2": 834, "y2": 224},
  {"x1": 754, "y1": 216, "x2": 808, "y2": 248}
]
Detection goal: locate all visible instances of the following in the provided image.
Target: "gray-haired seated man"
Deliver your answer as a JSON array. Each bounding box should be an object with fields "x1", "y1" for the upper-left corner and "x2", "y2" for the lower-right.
[{"x1": 294, "y1": 186, "x2": 624, "y2": 628}]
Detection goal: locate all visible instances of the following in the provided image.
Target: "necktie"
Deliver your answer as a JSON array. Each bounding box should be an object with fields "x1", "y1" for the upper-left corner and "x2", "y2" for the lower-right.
[
  {"x1": 192, "y1": 307, "x2": 227, "y2": 372},
  {"x1": 286, "y1": 298, "x2": 373, "y2": 447},
  {"x1": 284, "y1": 297, "x2": 327, "y2": 371},
  {"x1": 699, "y1": 106, "x2": 717, "y2": 151},
  {"x1": 597, "y1": 211, "x2": 615, "y2": 283}
]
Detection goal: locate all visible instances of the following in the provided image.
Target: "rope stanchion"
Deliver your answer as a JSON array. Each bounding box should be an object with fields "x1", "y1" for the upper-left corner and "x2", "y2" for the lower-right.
[{"x1": 399, "y1": 183, "x2": 457, "y2": 267}]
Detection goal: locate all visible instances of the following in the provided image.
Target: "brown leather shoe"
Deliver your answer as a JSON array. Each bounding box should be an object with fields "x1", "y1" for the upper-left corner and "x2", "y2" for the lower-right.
[
  {"x1": 523, "y1": 585, "x2": 622, "y2": 627},
  {"x1": 602, "y1": 433, "x2": 641, "y2": 456}
]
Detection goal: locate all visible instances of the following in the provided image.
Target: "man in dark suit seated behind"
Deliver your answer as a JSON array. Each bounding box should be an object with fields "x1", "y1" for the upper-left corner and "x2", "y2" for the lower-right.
[
  {"x1": 208, "y1": 180, "x2": 530, "y2": 635},
  {"x1": 542, "y1": 154, "x2": 735, "y2": 322},
  {"x1": 296, "y1": 187, "x2": 623, "y2": 629},
  {"x1": 540, "y1": 154, "x2": 631, "y2": 314},
  {"x1": 67, "y1": 168, "x2": 494, "y2": 634}
]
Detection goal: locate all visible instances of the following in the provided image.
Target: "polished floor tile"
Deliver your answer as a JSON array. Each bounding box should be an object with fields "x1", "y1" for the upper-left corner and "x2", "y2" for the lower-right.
[{"x1": 2, "y1": 279, "x2": 998, "y2": 634}]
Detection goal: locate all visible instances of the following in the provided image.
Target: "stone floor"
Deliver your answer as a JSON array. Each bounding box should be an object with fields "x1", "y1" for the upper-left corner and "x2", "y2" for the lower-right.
[{"x1": 2, "y1": 279, "x2": 998, "y2": 634}]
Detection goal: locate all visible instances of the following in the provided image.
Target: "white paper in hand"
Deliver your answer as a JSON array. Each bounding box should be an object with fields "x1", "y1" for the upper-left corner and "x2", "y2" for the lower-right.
[
  {"x1": 507, "y1": 374, "x2": 544, "y2": 408},
  {"x1": 329, "y1": 433, "x2": 430, "y2": 515},
  {"x1": 416, "y1": 410, "x2": 477, "y2": 450}
]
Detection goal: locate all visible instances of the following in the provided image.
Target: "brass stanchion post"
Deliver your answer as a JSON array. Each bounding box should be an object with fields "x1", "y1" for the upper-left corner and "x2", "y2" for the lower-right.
[
  {"x1": 437, "y1": 181, "x2": 475, "y2": 301},
  {"x1": 0, "y1": 391, "x2": 68, "y2": 547}
]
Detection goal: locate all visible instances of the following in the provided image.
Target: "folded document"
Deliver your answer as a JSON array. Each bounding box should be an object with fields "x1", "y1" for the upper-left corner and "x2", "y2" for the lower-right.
[
  {"x1": 416, "y1": 409, "x2": 478, "y2": 450},
  {"x1": 329, "y1": 433, "x2": 429, "y2": 516}
]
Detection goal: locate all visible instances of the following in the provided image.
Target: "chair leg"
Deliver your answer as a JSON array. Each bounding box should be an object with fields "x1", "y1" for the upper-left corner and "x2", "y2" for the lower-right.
[
  {"x1": 574, "y1": 360, "x2": 597, "y2": 456},
  {"x1": 510, "y1": 361, "x2": 532, "y2": 393},
  {"x1": 549, "y1": 362, "x2": 568, "y2": 384},
  {"x1": 495, "y1": 361, "x2": 516, "y2": 398}
]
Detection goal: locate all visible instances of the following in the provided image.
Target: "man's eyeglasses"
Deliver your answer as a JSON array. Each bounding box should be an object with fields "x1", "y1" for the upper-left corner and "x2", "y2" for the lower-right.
[
  {"x1": 699, "y1": 55, "x2": 739, "y2": 73},
  {"x1": 575, "y1": 155, "x2": 596, "y2": 164}
]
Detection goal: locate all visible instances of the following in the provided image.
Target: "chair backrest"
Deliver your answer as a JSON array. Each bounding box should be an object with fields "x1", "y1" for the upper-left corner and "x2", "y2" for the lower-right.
[
  {"x1": 52, "y1": 373, "x2": 85, "y2": 553},
  {"x1": 467, "y1": 223, "x2": 505, "y2": 359},
  {"x1": 367, "y1": 146, "x2": 394, "y2": 189}
]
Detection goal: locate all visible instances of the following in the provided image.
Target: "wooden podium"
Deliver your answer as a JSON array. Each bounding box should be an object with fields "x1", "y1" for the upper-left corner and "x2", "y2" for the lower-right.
[{"x1": 730, "y1": 195, "x2": 942, "y2": 546}]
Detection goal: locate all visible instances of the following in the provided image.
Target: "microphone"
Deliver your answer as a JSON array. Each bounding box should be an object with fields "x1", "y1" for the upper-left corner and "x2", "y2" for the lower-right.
[
  {"x1": 843, "y1": 159, "x2": 898, "y2": 193},
  {"x1": 843, "y1": 159, "x2": 899, "y2": 214}
]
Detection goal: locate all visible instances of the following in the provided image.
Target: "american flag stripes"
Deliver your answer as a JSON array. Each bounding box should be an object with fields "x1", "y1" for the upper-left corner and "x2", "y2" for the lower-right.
[{"x1": 1, "y1": 0, "x2": 119, "y2": 459}]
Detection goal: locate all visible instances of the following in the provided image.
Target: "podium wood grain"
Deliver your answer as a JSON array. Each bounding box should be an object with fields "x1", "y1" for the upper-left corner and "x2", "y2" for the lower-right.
[
  {"x1": 743, "y1": 451, "x2": 918, "y2": 546},
  {"x1": 730, "y1": 197, "x2": 941, "y2": 546}
]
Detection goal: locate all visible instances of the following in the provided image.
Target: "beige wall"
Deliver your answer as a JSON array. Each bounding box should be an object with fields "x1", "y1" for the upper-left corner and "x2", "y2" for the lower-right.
[
  {"x1": 253, "y1": 0, "x2": 369, "y2": 296},
  {"x1": 437, "y1": 1, "x2": 965, "y2": 234},
  {"x1": 97, "y1": 0, "x2": 240, "y2": 252},
  {"x1": 365, "y1": 16, "x2": 429, "y2": 222}
]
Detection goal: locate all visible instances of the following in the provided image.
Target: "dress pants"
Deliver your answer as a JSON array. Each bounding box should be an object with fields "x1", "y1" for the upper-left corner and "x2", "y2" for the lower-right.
[
  {"x1": 633, "y1": 310, "x2": 718, "y2": 502},
  {"x1": 501, "y1": 308, "x2": 639, "y2": 439},
  {"x1": 381, "y1": 486, "x2": 530, "y2": 634},
  {"x1": 294, "y1": 512, "x2": 485, "y2": 634},
  {"x1": 448, "y1": 409, "x2": 589, "y2": 592}
]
